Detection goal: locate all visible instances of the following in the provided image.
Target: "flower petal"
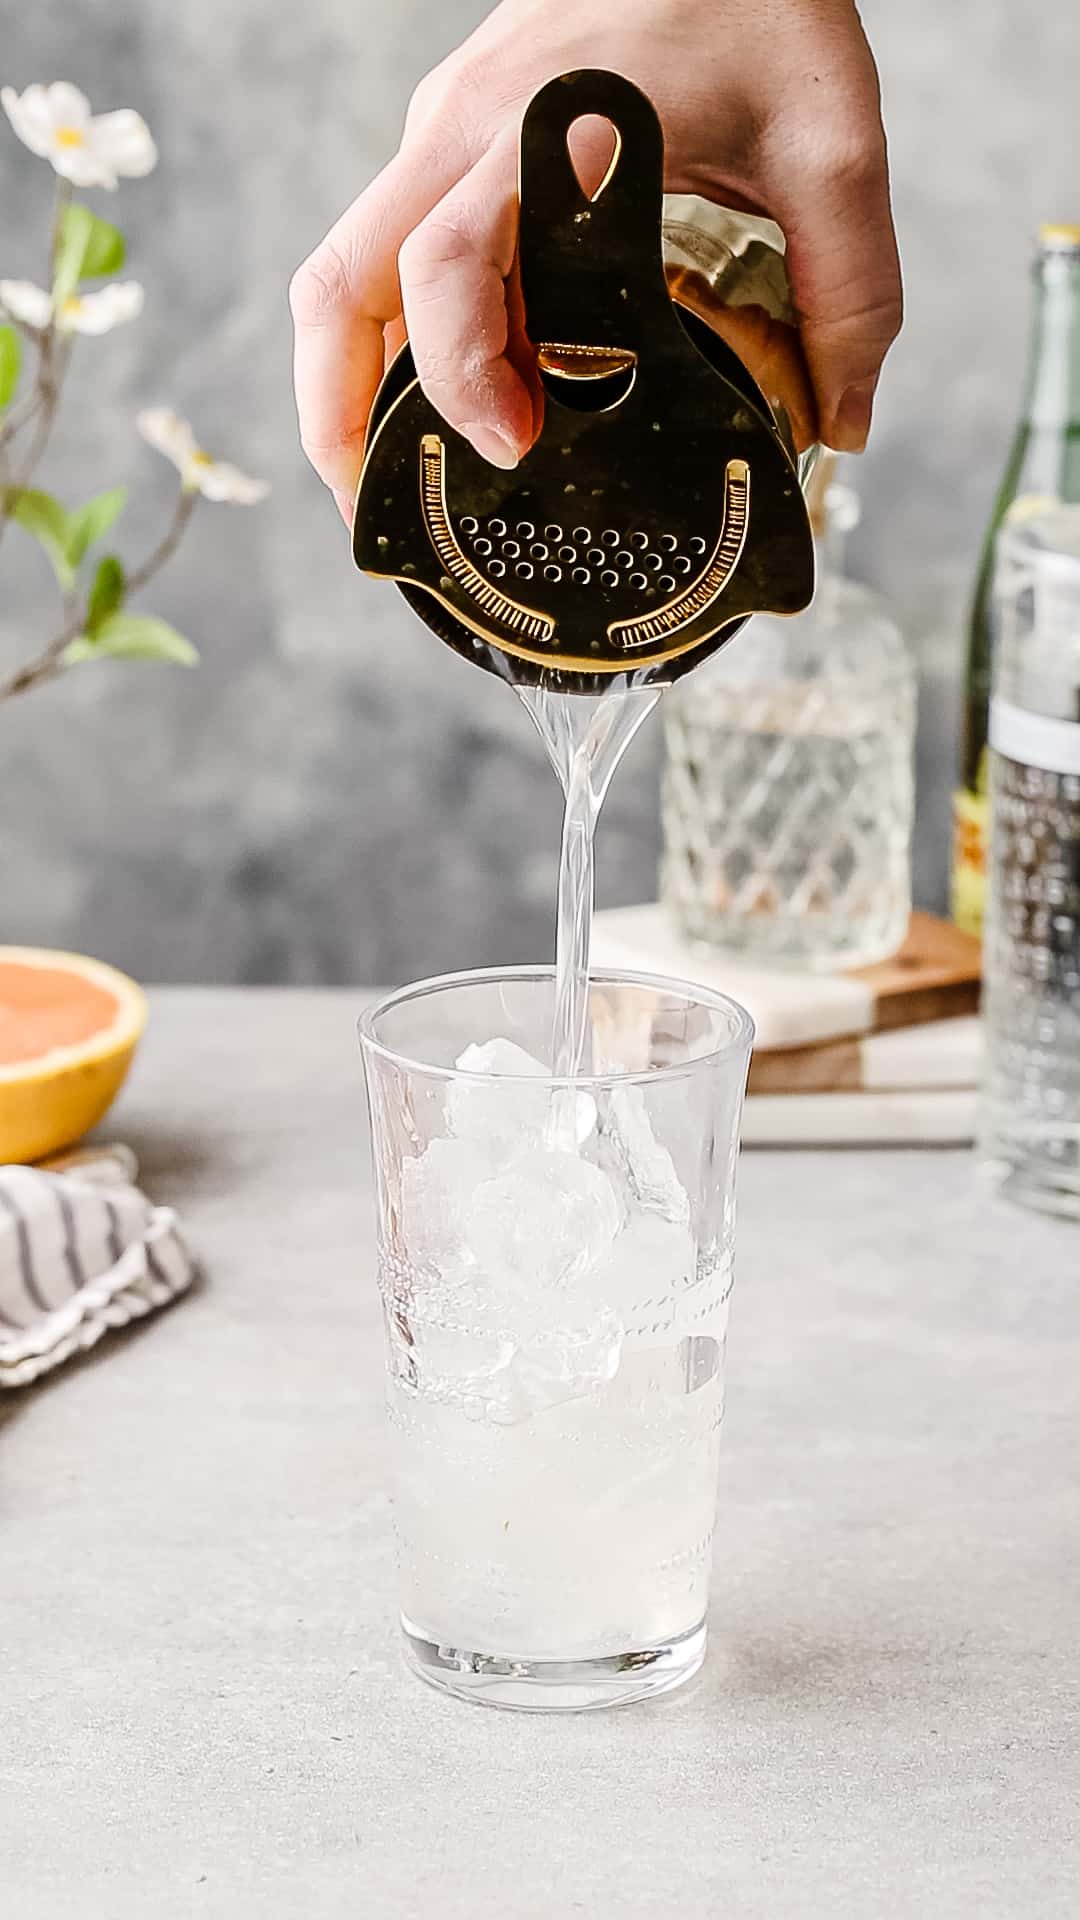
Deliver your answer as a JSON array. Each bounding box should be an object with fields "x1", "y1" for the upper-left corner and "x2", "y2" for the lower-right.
[
  {"x1": 63, "y1": 281, "x2": 144, "y2": 334},
  {"x1": 0, "y1": 278, "x2": 53, "y2": 328},
  {"x1": 196, "y1": 462, "x2": 270, "y2": 505},
  {"x1": 88, "y1": 109, "x2": 157, "y2": 180},
  {"x1": 51, "y1": 143, "x2": 119, "y2": 188},
  {"x1": 1, "y1": 84, "x2": 60, "y2": 157},
  {"x1": 137, "y1": 406, "x2": 199, "y2": 472},
  {"x1": 43, "y1": 81, "x2": 93, "y2": 131}
]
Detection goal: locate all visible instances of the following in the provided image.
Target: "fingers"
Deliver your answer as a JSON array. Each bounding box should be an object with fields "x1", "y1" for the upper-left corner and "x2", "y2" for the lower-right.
[
  {"x1": 764, "y1": 98, "x2": 902, "y2": 451},
  {"x1": 289, "y1": 141, "x2": 464, "y2": 492},
  {"x1": 397, "y1": 133, "x2": 534, "y2": 468}
]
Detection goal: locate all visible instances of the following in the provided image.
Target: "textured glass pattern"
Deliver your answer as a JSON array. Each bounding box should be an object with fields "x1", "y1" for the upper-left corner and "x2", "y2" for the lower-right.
[{"x1": 662, "y1": 611, "x2": 916, "y2": 969}]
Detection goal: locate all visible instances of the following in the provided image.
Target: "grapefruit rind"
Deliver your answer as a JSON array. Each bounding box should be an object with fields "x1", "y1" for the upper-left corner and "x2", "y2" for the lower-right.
[{"x1": 0, "y1": 948, "x2": 147, "y2": 1163}]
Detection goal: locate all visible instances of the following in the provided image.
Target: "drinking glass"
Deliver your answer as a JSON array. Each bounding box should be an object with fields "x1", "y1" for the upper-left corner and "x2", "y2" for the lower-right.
[{"x1": 359, "y1": 967, "x2": 753, "y2": 1710}]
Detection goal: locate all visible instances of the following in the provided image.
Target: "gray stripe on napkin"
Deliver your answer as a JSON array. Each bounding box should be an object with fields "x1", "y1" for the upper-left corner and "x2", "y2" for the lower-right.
[
  {"x1": 55, "y1": 1182, "x2": 86, "y2": 1293},
  {"x1": 0, "y1": 1177, "x2": 50, "y2": 1316},
  {"x1": 145, "y1": 1241, "x2": 174, "y2": 1291},
  {"x1": 103, "y1": 1197, "x2": 124, "y2": 1266}
]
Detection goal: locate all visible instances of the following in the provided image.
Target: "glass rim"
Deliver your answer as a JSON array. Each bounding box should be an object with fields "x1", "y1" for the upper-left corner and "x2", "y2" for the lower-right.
[{"x1": 357, "y1": 964, "x2": 755, "y2": 1091}]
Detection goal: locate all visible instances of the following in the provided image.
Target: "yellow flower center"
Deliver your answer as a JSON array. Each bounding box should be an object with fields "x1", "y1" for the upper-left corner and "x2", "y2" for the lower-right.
[
  {"x1": 191, "y1": 450, "x2": 214, "y2": 468},
  {"x1": 55, "y1": 125, "x2": 85, "y2": 149},
  {"x1": 60, "y1": 296, "x2": 83, "y2": 318}
]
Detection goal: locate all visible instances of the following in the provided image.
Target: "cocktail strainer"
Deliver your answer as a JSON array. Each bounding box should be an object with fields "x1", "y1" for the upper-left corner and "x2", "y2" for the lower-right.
[{"x1": 353, "y1": 68, "x2": 816, "y2": 690}]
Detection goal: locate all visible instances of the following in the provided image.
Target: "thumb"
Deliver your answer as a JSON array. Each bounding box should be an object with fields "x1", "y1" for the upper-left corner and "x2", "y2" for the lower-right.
[{"x1": 765, "y1": 121, "x2": 902, "y2": 451}]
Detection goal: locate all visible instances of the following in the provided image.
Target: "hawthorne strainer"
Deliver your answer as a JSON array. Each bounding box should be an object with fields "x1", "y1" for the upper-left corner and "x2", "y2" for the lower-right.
[{"x1": 353, "y1": 68, "x2": 815, "y2": 690}]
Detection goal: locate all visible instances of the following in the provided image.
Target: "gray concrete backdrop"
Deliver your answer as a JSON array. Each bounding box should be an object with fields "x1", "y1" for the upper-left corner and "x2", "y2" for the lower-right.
[{"x1": 2, "y1": 1, "x2": 1078, "y2": 985}]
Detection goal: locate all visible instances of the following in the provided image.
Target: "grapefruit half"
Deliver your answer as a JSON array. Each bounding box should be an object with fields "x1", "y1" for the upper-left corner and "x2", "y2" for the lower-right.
[{"x1": 0, "y1": 947, "x2": 147, "y2": 1163}]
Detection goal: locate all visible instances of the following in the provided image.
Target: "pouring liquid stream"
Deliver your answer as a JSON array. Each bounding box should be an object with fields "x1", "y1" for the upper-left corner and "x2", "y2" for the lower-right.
[{"x1": 517, "y1": 683, "x2": 663, "y2": 1080}]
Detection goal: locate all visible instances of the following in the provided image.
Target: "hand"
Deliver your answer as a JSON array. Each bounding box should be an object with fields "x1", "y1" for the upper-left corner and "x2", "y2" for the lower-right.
[{"x1": 290, "y1": 0, "x2": 902, "y2": 515}]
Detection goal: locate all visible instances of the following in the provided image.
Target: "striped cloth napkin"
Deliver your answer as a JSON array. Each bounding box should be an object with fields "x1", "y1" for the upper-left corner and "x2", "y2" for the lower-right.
[{"x1": 0, "y1": 1145, "x2": 195, "y2": 1389}]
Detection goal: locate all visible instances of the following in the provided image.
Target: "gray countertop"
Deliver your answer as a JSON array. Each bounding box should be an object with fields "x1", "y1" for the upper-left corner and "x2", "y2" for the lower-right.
[{"x1": 3, "y1": 988, "x2": 1078, "y2": 1918}]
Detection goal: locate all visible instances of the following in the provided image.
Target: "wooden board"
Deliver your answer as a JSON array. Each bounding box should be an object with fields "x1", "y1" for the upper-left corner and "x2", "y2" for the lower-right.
[
  {"x1": 845, "y1": 912, "x2": 982, "y2": 1034},
  {"x1": 748, "y1": 1014, "x2": 982, "y2": 1095},
  {"x1": 591, "y1": 906, "x2": 982, "y2": 1052}
]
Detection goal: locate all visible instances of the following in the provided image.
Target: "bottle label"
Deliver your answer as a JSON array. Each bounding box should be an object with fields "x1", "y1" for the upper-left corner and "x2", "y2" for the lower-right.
[
  {"x1": 951, "y1": 787, "x2": 988, "y2": 936},
  {"x1": 989, "y1": 697, "x2": 1080, "y2": 775}
]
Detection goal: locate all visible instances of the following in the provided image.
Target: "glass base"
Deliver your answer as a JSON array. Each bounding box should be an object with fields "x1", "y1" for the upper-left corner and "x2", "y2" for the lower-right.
[
  {"x1": 401, "y1": 1615, "x2": 707, "y2": 1712},
  {"x1": 998, "y1": 1165, "x2": 1080, "y2": 1221}
]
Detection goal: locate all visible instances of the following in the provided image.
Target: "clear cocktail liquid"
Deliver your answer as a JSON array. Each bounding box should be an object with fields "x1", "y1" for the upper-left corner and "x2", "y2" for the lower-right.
[{"x1": 518, "y1": 683, "x2": 661, "y2": 1075}]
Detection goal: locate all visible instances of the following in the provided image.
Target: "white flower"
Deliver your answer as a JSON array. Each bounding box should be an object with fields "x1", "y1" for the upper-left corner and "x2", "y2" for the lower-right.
[
  {"x1": 0, "y1": 276, "x2": 144, "y2": 335},
  {"x1": 0, "y1": 278, "x2": 52, "y2": 329},
  {"x1": 59, "y1": 281, "x2": 144, "y2": 334},
  {"x1": 137, "y1": 408, "x2": 269, "y2": 503},
  {"x1": 1, "y1": 82, "x2": 156, "y2": 189}
]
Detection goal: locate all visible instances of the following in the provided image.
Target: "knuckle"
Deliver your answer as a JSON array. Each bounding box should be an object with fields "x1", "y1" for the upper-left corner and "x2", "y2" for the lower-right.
[
  {"x1": 818, "y1": 290, "x2": 905, "y2": 370},
  {"x1": 411, "y1": 342, "x2": 464, "y2": 398},
  {"x1": 399, "y1": 205, "x2": 473, "y2": 284},
  {"x1": 809, "y1": 122, "x2": 888, "y2": 198},
  {"x1": 404, "y1": 68, "x2": 440, "y2": 130},
  {"x1": 289, "y1": 234, "x2": 363, "y2": 327},
  {"x1": 874, "y1": 286, "x2": 904, "y2": 350},
  {"x1": 404, "y1": 51, "x2": 492, "y2": 150}
]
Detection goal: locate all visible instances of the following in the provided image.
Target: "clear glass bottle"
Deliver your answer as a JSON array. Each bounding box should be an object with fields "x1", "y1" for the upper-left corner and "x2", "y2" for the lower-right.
[
  {"x1": 952, "y1": 225, "x2": 1080, "y2": 938},
  {"x1": 979, "y1": 507, "x2": 1080, "y2": 1217},
  {"x1": 661, "y1": 471, "x2": 916, "y2": 970}
]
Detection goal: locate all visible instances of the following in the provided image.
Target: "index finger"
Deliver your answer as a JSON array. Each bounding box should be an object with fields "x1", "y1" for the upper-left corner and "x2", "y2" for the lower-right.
[{"x1": 289, "y1": 142, "x2": 465, "y2": 493}]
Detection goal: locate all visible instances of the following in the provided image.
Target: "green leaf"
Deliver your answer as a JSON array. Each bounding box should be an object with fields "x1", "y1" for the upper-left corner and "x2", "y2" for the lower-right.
[
  {"x1": 5, "y1": 487, "x2": 74, "y2": 589},
  {"x1": 77, "y1": 210, "x2": 125, "y2": 281},
  {"x1": 86, "y1": 555, "x2": 126, "y2": 633},
  {"x1": 66, "y1": 486, "x2": 127, "y2": 568},
  {"x1": 52, "y1": 204, "x2": 125, "y2": 300},
  {"x1": 65, "y1": 613, "x2": 199, "y2": 667},
  {"x1": 0, "y1": 325, "x2": 20, "y2": 410}
]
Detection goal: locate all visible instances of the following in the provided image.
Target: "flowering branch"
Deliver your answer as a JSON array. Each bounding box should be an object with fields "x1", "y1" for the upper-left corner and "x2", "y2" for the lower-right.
[
  {"x1": 123, "y1": 487, "x2": 198, "y2": 595},
  {"x1": 0, "y1": 81, "x2": 267, "y2": 708},
  {"x1": 0, "y1": 486, "x2": 200, "y2": 702},
  {"x1": 0, "y1": 180, "x2": 71, "y2": 537}
]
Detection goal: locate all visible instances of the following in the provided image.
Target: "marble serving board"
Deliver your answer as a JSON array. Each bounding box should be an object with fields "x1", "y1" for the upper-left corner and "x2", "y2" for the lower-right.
[
  {"x1": 742, "y1": 1088, "x2": 977, "y2": 1147},
  {"x1": 591, "y1": 906, "x2": 982, "y2": 1053}
]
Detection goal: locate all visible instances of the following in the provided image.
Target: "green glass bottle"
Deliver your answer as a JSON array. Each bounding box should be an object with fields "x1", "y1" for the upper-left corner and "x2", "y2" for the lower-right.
[{"x1": 952, "y1": 225, "x2": 1080, "y2": 936}]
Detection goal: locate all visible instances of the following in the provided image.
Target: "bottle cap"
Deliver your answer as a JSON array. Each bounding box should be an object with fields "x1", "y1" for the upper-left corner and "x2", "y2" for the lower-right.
[{"x1": 1038, "y1": 223, "x2": 1080, "y2": 251}]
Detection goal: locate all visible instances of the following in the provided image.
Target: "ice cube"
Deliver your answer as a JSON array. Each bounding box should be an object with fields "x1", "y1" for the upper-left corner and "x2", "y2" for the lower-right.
[
  {"x1": 585, "y1": 1210, "x2": 697, "y2": 1347},
  {"x1": 398, "y1": 1135, "x2": 489, "y2": 1284},
  {"x1": 598, "y1": 1084, "x2": 691, "y2": 1225},
  {"x1": 449, "y1": 1036, "x2": 595, "y2": 1161},
  {"x1": 485, "y1": 1309, "x2": 623, "y2": 1424},
  {"x1": 469, "y1": 1149, "x2": 622, "y2": 1303}
]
